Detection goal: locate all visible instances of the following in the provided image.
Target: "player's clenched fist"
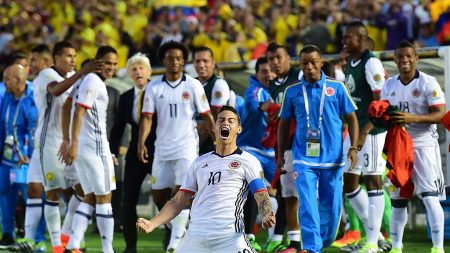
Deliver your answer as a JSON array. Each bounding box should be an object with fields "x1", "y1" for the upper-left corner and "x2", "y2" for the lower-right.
[
  {"x1": 262, "y1": 210, "x2": 276, "y2": 229},
  {"x1": 136, "y1": 218, "x2": 155, "y2": 234}
]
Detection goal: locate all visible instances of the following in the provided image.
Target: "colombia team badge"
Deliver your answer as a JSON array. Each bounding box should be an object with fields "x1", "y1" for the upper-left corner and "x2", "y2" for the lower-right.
[{"x1": 228, "y1": 161, "x2": 241, "y2": 169}]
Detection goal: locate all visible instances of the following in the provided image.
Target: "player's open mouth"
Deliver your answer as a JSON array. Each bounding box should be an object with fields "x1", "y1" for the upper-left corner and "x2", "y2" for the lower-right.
[{"x1": 220, "y1": 127, "x2": 230, "y2": 139}]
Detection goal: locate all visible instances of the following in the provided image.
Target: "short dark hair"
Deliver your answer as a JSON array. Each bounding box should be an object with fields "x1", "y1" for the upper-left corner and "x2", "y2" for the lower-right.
[
  {"x1": 12, "y1": 52, "x2": 27, "y2": 62},
  {"x1": 266, "y1": 41, "x2": 288, "y2": 54},
  {"x1": 194, "y1": 46, "x2": 214, "y2": 58},
  {"x1": 299, "y1": 45, "x2": 322, "y2": 57},
  {"x1": 321, "y1": 61, "x2": 335, "y2": 78},
  {"x1": 218, "y1": 105, "x2": 241, "y2": 125},
  {"x1": 81, "y1": 58, "x2": 93, "y2": 68},
  {"x1": 52, "y1": 41, "x2": 74, "y2": 59},
  {"x1": 95, "y1": 45, "x2": 117, "y2": 59},
  {"x1": 345, "y1": 20, "x2": 368, "y2": 37},
  {"x1": 395, "y1": 39, "x2": 416, "y2": 54},
  {"x1": 158, "y1": 41, "x2": 189, "y2": 64},
  {"x1": 255, "y1": 56, "x2": 269, "y2": 73},
  {"x1": 31, "y1": 44, "x2": 51, "y2": 55}
]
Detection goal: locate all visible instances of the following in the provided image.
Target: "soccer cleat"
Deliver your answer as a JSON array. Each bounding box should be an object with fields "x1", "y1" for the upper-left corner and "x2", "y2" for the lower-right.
[
  {"x1": 331, "y1": 230, "x2": 361, "y2": 248},
  {"x1": 265, "y1": 240, "x2": 287, "y2": 252},
  {"x1": 13, "y1": 238, "x2": 33, "y2": 253},
  {"x1": 389, "y1": 248, "x2": 402, "y2": 253},
  {"x1": 357, "y1": 242, "x2": 378, "y2": 253},
  {"x1": 277, "y1": 247, "x2": 297, "y2": 253},
  {"x1": 247, "y1": 234, "x2": 262, "y2": 252},
  {"x1": 378, "y1": 238, "x2": 392, "y2": 252},
  {"x1": 52, "y1": 245, "x2": 64, "y2": 253},
  {"x1": 431, "y1": 247, "x2": 445, "y2": 253},
  {"x1": 34, "y1": 241, "x2": 47, "y2": 253},
  {"x1": 0, "y1": 234, "x2": 15, "y2": 250},
  {"x1": 61, "y1": 234, "x2": 70, "y2": 247}
]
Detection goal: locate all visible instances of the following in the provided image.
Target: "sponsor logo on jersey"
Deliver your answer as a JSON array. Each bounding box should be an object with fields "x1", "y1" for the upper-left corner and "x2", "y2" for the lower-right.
[
  {"x1": 326, "y1": 87, "x2": 335, "y2": 96},
  {"x1": 201, "y1": 163, "x2": 208, "y2": 168},
  {"x1": 390, "y1": 92, "x2": 396, "y2": 97},
  {"x1": 158, "y1": 94, "x2": 164, "y2": 99},
  {"x1": 229, "y1": 161, "x2": 241, "y2": 169},
  {"x1": 412, "y1": 88, "x2": 420, "y2": 98},
  {"x1": 182, "y1": 91, "x2": 190, "y2": 101},
  {"x1": 214, "y1": 91, "x2": 222, "y2": 98}
]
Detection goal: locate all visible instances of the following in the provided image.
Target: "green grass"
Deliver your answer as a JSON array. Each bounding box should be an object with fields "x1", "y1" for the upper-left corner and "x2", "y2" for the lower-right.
[{"x1": 64, "y1": 226, "x2": 443, "y2": 252}]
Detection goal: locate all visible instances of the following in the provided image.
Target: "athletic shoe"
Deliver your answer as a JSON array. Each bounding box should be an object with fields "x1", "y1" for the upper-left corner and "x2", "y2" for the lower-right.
[
  {"x1": 34, "y1": 241, "x2": 47, "y2": 252},
  {"x1": 277, "y1": 247, "x2": 297, "y2": 253},
  {"x1": 52, "y1": 245, "x2": 64, "y2": 253},
  {"x1": 331, "y1": 230, "x2": 361, "y2": 248},
  {"x1": 389, "y1": 248, "x2": 402, "y2": 253},
  {"x1": 63, "y1": 249, "x2": 84, "y2": 253},
  {"x1": 11, "y1": 238, "x2": 33, "y2": 253},
  {"x1": 378, "y1": 238, "x2": 392, "y2": 252},
  {"x1": 431, "y1": 247, "x2": 445, "y2": 253},
  {"x1": 247, "y1": 234, "x2": 262, "y2": 252},
  {"x1": 357, "y1": 242, "x2": 378, "y2": 253},
  {"x1": 61, "y1": 234, "x2": 70, "y2": 247},
  {"x1": 0, "y1": 234, "x2": 15, "y2": 250},
  {"x1": 265, "y1": 240, "x2": 287, "y2": 252}
]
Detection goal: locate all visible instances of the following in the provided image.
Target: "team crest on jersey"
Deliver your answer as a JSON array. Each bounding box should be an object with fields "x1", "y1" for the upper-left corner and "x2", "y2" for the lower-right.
[
  {"x1": 411, "y1": 88, "x2": 421, "y2": 98},
  {"x1": 151, "y1": 176, "x2": 156, "y2": 184},
  {"x1": 432, "y1": 89, "x2": 440, "y2": 98},
  {"x1": 373, "y1": 74, "x2": 382, "y2": 82},
  {"x1": 345, "y1": 75, "x2": 356, "y2": 93},
  {"x1": 86, "y1": 88, "x2": 93, "y2": 99},
  {"x1": 326, "y1": 87, "x2": 335, "y2": 96},
  {"x1": 46, "y1": 172, "x2": 54, "y2": 181},
  {"x1": 214, "y1": 91, "x2": 222, "y2": 98},
  {"x1": 228, "y1": 161, "x2": 241, "y2": 169},
  {"x1": 260, "y1": 171, "x2": 264, "y2": 179},
  {"x1": 202, "y1": 94, "x2": 207, "y2": 102},
  {"x1": 182, "y1": 91, "x2": 190, "y2": 101}
]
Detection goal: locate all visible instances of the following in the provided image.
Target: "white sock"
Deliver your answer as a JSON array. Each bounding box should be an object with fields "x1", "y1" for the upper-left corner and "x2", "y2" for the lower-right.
[
  {"x1": 390, "y1": 206, "x2": 407, "y2": 249},
  {"x1": 423, "y1": 196, "x2": 445, "y2": 249},
  {"x1": 67, "y1": 202, "x2": 94, "y2": 250},
  {"x1": 44, "y1": 200, "x2": 62, "y2": 246},
  {"x1": 25, "y1": 198, "x2": 43, "y2": 241},
  {"x1": 169, "y1": 209, "x2": 189, "y2": 248},
  {"x1": 287, "y1": 230, "x2": 300, "y2": 242},
  {"x1": 61, "y1": 195, "x2": 82, "y2": 236},
  {"x1": 271, "y1": 234, "x2": 283, "y2": 241},
  {"x1": 268, "y1": 196, "x2": 278, "y2": 240},
  {"x1": 96, "y1": 203, "x2": 114, "y2": 253},
  {"x1": 346, "y1": 186, "x2": 369, "y2": 231},
  {"x1": 367, "y1": 190, "x2": 385, "y2": 245}
]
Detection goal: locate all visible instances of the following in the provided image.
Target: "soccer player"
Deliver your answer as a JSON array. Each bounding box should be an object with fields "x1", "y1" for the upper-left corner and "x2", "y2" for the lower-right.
[
  {"x1": 342, "y1": 21, "x2": 387, "y2": 253},
  {"x1": 266, "y1": 42, "x2": 303, "y2": 252},
  {"x1": 137, "y1": 41, "x2": 215, "y2": 251},
  {"x1": 61, "y1": 46, "x2": 118, "y2": 253},
  {"x1": 193, "y1": 46, "x2": 231, "y2": 154},
  {"x1": 137, "y1": 105, "x2": 276, "y2": 253},
  {"x1": 381, "y1": 40, "x2": 446, "y2": 253},
  {"x1": 278, "y1": 45, "x2": 359, "y2": 253}
]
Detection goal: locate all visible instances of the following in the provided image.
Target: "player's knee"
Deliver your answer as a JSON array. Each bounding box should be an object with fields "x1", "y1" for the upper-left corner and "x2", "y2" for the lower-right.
[
  {"x1": 45, "y1": 188, "x2": 61, "y2": 201},
  {"x1": 343, "y1": 173, "x2": 360, "y2": 193},
  {"x1": 364, "y1": 175, "x2": 383, "y2": 190},
  {"x1": 95, "y1": 193, "x2": 112, "y2": 204}
]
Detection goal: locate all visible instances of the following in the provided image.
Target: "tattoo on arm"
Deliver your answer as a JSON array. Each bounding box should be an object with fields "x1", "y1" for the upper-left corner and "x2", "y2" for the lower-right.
[{"x1": 254, "y1": 191, "x2": 272, "y2": 217}]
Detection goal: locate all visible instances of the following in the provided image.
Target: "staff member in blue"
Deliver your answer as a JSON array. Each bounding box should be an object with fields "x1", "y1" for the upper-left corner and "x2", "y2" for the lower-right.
[
  {"x1": 0, "y1": 64, "x2": 39, "y2": 248},
  {"x1": 277, "y1": 45, "x2": 359, "y2": 253}
]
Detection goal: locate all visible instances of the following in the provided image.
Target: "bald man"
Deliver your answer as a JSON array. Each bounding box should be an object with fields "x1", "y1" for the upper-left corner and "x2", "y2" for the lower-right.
[{"x1": 0, "y1": 64, "x2": 38, "y2": 249}]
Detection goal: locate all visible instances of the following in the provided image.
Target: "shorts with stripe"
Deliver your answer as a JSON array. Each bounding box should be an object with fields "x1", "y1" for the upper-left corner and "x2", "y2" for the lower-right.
[
  {"x1": 74, "y1": 153, "x2": 116, "y2": 195},
  {"x1": 280, "y1": 150, "x2": 298, "y2": 198},
  {"x1": 343, "y1": 132, "x2": 387, "y2": 176},
  {"x1": 389, "y1": 141, "x2": 446, "y2": 200},
  {"x1": 176, "y1": 231, "x2": 256, "y2": 253},
  {"x1": 40, "y1": 148, "x2": 66, "y2": 191},
  {"x1": 27, "y1": 149, "x2": 43, "y2": 184},
  {"x1": 62, "y1": 164, "x2": 80, "y2": 189}
]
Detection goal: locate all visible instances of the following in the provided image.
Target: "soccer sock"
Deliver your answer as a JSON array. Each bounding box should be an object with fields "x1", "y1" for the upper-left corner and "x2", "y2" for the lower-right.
[
  {"x1": 61, "y1": 195, "x2": 82, "y2": 236},
  {"x1": 345, "y1": 196, "x2": 362, "y2": 232},
  {"x1": 382, "y1": 190, "x2": 392, "y2": 239},
  {"x1": 25, "y1": 198, "x2": 42, "y2": 241},
  {"x1": 346, "y1": 186, "x2": 369, "y2": 232},
  {"x1": 268, "y1": 196, "x2": 278, "y2": 240},
  {"x1": 367, "y1": 189, "x2": 384, "y2": 245},
  {"x1": 96, "y1": 203, "x2": 114, "y2": 253},
  {"x1": 423, "y1": 196, "x2": 444, "y2": 249},
  {"x1": 390, "y1": 205, "x2": 407, "y2": 249},
  {"x1": 169, "y1": 209, "x2": 189, "y2": 245},
  {"x1": 287, "y1": 230, "x2": 300, "y2": 248},
  {"x1": 67, "y1": 202, "x2": 94, "y2": 250},
  {"x1": 44, "y1": 200, "x2": 62, "y2": 246}
]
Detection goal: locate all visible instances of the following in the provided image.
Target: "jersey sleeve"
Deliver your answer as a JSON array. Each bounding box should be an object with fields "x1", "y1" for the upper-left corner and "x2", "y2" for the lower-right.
[
  {"x1": 180, "y1": 162, "x2": 197, "y2": 195},
  {"x1": 365, "y1": 57, "x2": 385, "y2": 93},
  {"x1": 210, "y1": 79, "x2": 231, "y2": 108},
  {"x1": 338, "y1": 82, "x2": 358, "y2": 116},
  {"x1": 278, "y1": 86, "x2": 294, "y2": 120},
  {"x1": 245, "y1": 155, "x2": 267, "y2": 194},
  {"x1": 192, "y1": 80, "x2": 211, "y2": 114},
  {"x1": 75, "y1": 74, "x2": 97, "y2": 109},
  {"x1": 141, "y1": 84, "x2": 155, "y2": 115},
  {"x1": 380, "y1": 79, "x2": 390, "y2": 101},
  {"x1": 426, "y1": 77, "x2": 445, "y2": 107}
]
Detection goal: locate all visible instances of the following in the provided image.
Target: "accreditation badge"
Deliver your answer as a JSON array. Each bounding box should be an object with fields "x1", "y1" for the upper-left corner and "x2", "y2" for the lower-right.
[
  {"x1": 306, "y1": 128, "x2": 321, "y2": 157},
  {"x1": 3, "y1": 135, "x2": 14, "y2": 161}
]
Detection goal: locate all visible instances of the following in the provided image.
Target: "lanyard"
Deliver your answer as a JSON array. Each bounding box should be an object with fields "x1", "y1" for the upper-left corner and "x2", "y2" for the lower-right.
[
  {"x1": 5, "y1": 97, "x2": 23, "y2": 131},
  {"x1": 302, "y1": 83, "x2": 326, "y2": 129}
]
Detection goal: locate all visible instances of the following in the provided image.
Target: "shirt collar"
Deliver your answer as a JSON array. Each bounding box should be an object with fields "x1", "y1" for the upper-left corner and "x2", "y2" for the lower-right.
[
  {"x1": 397, "y1": 70, "x2": 419, "y2": 81},
  {"x1": 301, "y1": 71, "x2": 326, "y2": 87},
  {"x1": 162, "y1": 74, "x2": 186, "y2": 83},
  {"x1": 212, "y1": 147, "x2": 243, "y2": 158}
]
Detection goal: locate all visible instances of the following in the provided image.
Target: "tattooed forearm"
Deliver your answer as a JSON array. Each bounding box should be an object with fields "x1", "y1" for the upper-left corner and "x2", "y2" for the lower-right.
[{"x1": 254, "y1": 191, "x2": 272, "y2": 217}]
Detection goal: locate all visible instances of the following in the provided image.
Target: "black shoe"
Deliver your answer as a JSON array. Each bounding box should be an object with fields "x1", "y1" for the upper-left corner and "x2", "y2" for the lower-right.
[
  {"x1": 162, "y1": 225, "x2": 171, "y2": 251},
  {"x1": 122, "y1": 247, "x2": 136, "y2": 253},
  {"x1": 0, "y1": 234, "x2": 15, "y2": 250}
]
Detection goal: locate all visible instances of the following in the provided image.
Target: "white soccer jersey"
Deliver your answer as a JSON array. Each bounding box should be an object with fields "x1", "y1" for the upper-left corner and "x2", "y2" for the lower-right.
[
  {"x1": 72, "y1": 73, "x2": 110, "y2": 156},
  {"x1": 33, "y1": 67, "x2": 73, "y2": 150},
  {"x1": 180, "y1": 149, "x2": 266, "y2": 239},
  {"x1": 381, "y1": 71, "x2": 445, "y2": 147},
  {"x1": 142, "y1": 74, "x2": 210, "y2": 160},
  {"x1": 206, "y1": 78, "x2": 230, "y2": 108}
]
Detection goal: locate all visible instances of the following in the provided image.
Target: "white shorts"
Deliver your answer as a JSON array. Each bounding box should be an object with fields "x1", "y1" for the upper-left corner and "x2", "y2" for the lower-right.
[
  {"x1": 151, "y1": 155, "x2": 196, "y2": 190},
  {"x1": 74, "y1": 153, "x2": 116, "y2": 195},
  {"x1": 40, "y1": 148, "x2": 65, "y2": 191},
  {"x1": 389, "y1": 141, "x2": 446, "y2": 200},
  {"x1": 280, "y1": 150, "x2": 298, "y2": 198},
  {"x1": 177, "y1": 232, "x2": 256, "y2": 253},
  {"x1": 343, "y1": 132, "x2": 387, "y2": 176},
  {"x1": 27, "y1": 149, "x2": 43, "y2": 184},
  {"x1": 61, "y1": 165, "x2": 80, "y2": 189}
]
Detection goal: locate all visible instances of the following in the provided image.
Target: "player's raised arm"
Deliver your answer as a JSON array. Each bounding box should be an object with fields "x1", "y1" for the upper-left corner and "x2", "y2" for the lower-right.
[{"x1": 136, "y1": 190, "x2": 192, "y2": 234}]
